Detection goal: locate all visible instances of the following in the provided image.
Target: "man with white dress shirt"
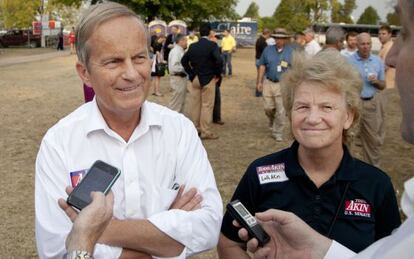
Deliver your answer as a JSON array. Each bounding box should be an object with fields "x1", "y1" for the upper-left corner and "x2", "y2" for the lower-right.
[
  {"x1": 238, "y1": 0, "x2": 414, "y2": 257},
  {"x1": 168, "y1": 34, "x2": 188, "y2": 113},
  {"x1": 303, "y1": 28, "x2": 321, "y2": 56},
  {"x1": 34, "y1": 2, "x2": 222, "y2": 259}
]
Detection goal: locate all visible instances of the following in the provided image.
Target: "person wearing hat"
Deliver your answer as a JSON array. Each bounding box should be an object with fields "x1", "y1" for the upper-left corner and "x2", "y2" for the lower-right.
[{"x1": 255, "y1": 28, "x2": 294, "y2": 141}]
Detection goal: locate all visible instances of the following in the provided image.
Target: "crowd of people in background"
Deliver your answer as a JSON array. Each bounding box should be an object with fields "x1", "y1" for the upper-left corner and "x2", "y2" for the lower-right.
[{"x1": 147, "y1": 24, "x2": 234, "y2": 139}]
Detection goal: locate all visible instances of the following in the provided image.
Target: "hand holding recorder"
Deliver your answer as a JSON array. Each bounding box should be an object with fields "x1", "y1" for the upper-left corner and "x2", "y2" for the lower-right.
[{"x1": 237, "y1": 209, "x2": 332, "y2": 259}]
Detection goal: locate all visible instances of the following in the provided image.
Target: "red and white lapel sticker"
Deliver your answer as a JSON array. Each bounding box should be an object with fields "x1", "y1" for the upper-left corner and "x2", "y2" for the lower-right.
[
  {"x1": 256, "y1": 163, "x2": 289, "y2": 184},
  {"x1": 344, "y1": 199, "x2": 372, "y2": 218},
  {"x1": 70, "y1": 169, "x2": 88, "y2": 187}
]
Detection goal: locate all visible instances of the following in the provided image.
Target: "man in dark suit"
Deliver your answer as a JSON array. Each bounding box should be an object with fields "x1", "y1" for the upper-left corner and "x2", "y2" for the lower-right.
[{"x1": 182, "y1": 24, "x2": 223, "y2": 140}]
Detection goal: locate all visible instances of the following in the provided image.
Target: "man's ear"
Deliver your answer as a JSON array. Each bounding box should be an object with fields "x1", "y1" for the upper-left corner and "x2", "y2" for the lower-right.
[{"x1": 76, "y1": 62, "x2": 91, "y2": 86}]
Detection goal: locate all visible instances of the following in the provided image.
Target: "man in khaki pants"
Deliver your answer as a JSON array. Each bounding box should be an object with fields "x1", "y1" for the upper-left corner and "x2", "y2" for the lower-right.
[
  {"x1": 168, "y1": 34, "x2": 188, "y2": 113},
  {"x1": 348, "y1": 33, "x2": 386, "y2": 167},
  {"x1": 182, "y1": 24, "x2": 222, "y2": 139},
  {"x1": 256, "y1": 28, "x2": 294, "y2": 141}
]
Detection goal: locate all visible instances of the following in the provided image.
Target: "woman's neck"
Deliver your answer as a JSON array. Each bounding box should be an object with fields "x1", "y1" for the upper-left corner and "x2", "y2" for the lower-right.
[{"x1": 298, "y1": 144, "x2": 344, "y2": 188}]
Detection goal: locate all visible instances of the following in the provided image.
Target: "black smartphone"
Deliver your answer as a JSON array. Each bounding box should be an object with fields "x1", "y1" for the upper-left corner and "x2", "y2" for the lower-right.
[
  {"x1": 226, "y1": 200, "x2": 270, "y2": 246},
  {"x1": 67, "y1": 160, "x2": 121, "y2": 210}
]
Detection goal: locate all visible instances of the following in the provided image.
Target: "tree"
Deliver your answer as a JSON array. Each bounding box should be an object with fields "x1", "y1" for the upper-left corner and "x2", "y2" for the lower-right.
[
  {"x1": 386, "y1": 11, "x2": 400, "y2": 26},
  {"x1": 243, "y1": 2, "x2": 260, "y2": 19},
  {"x1": 331, "y1": 0, "x2": 356, "y2": 24},
  {"x1": 47, "y1": 0, "x2": 81, "y2": 27},
  {"x1": 272, "y1": 0, "x2": 311, "y2": 32},
  {"x1": 258, "y1": 16, "x2": 277, "y2": 32},
  {"x1": 51, "y1": 0, "x2": 239, "y2": 23},
  {"x1": 305, "y1": 0, "x2": 329, "y2": 24},
  {"x1": 0, "y1": 0, "x2": 41, "y2": 28},
  {"x1": 357, "y1": 6, "x2": 380, "y2": 25}
]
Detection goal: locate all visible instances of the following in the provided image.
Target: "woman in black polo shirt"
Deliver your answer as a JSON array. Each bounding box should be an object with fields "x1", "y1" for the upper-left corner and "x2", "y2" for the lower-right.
[{"x1": 218, "y1": 50, "x2": 401, "y2": 257}]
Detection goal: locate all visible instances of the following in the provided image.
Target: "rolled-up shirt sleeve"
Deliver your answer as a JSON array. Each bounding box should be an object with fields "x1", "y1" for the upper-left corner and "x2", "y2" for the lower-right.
[
  {"x1": 148, "y1": 119, "x2": 223, "y2": 257},
  {"x1": 324, "y1": 241, "x2": 356, "y2": 259},
  {"x1": 35, "y1": 135, "x2": 122, "y2": 259}
]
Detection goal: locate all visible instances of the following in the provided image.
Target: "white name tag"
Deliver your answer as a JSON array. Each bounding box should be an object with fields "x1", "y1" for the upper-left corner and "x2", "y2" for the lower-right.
[
  {"x1": 277, "y1": 65, "x2": 282, "y2": 72},
  {"x1": 256, "y1": 163, "x2": 289, "y2": 184}
]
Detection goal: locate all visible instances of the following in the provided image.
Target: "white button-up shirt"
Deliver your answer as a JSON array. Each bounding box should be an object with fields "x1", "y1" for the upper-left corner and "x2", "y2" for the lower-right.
[
  {"x1": 324, "y1": 177, "x2": 414, "y2": 259},
  {"x1": 35, "y1": 99, "x2": 223, "y2": 258},
  {"x1": 168, "y1": 44, "x2": 185, "y2": 75},
  {"x1": 304, "y1": 39, "x2": 321, "y2": 56}
]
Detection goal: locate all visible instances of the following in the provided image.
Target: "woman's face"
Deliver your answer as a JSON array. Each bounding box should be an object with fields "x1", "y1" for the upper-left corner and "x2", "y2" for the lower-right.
[{"x1": 291, "y1": 82, "x2": 354, "y2": 151}]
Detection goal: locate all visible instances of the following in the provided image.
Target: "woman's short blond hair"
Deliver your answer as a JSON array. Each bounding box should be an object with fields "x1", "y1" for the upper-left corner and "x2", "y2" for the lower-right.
[{"x1": 281, "y1": 49, "x2": 362, "y2": 143}]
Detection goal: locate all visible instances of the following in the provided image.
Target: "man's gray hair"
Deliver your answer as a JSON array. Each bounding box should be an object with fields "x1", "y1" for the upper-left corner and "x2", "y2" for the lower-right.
[
  {"x1": 303, "y1": 28, "x2": 315, "y2": 36},
  {"x1": 75, "y1": 1, "x2": 149, "y2": 67},
  {"x1": 325, "y1": 26, "x2": 345, "y2": 45},
  {"x1": 175, "y1": 33, "x2": 186, "y2": 44}
]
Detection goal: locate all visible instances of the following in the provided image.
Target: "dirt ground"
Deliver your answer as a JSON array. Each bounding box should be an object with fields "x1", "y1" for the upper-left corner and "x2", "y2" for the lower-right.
[{"x1": 0, "y1": 48, "x2": 413, "y2": 258}]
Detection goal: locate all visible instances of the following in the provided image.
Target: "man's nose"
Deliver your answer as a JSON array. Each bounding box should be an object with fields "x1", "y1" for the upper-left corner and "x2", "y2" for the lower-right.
[{"x1": 122, "y1": 59, "x2": 139, "y2": 80}]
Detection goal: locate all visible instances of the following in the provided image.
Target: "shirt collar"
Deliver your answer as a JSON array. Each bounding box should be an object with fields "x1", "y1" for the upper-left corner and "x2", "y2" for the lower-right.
[
  {"x1": 285, "y1": 141, "x2": 358, "y2": 182},
  {"x1": 355, "y1": 51, "x2": 372, "y2": 61},
  {"x1": 85, "y1": 99, "x2": 162, "y2": 136},
  {"x1": 174, "y1": 44, "x2": 184, "y2": 51}
]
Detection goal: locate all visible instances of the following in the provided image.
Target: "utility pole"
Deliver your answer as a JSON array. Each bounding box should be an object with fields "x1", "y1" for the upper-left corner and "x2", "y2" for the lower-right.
[{"x1": 40, "y1": 0, "x2": 45, "y2": 47}]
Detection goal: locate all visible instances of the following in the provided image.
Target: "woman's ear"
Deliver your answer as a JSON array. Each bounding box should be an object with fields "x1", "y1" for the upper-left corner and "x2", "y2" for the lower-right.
[{"x1": 344, "y1": 107, "x2": 356, "y2": 130}]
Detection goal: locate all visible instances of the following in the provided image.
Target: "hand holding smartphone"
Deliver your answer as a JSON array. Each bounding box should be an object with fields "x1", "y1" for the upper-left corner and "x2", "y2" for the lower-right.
[
  {"x1": 67, "y1": 160, "x2": 121, "y2": 210},
  {"x1": 226, "y1": 200, "x2": 270, "y2": 246}
]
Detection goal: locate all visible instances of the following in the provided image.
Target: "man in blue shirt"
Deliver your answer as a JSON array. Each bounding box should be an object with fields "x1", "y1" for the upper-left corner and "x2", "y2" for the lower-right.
[
  {"x1": 348, "y1": 32, "x2": 386, "y2": 168},
  {"x1": 256, "y1": 28, "x2": 294, "y2": 141}
]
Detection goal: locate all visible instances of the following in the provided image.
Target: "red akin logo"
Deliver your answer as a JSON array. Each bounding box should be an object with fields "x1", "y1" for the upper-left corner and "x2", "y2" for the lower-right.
[{"x1": 344, "y1": 199, "x2": 372, "y2": 218}]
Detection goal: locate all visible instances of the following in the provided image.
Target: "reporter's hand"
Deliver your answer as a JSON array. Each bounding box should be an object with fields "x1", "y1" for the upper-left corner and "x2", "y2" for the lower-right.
[
  {"x1": 59, "y1": 190, "x2": 114, "y2": 254},
  {"x1": 169, "y1": 185, "x2": 202, "y2": 211},
  {"x1": 58, "y1": 186, "x2": 78, "y2": 222},
  {"x1": 237, "y1": 209, "x2": 332, "y2": 259}
]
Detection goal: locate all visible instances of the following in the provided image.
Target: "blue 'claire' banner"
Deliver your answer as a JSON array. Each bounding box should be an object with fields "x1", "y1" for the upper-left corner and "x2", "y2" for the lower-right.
[{"x1": 210, "y1": 21, "x2": 257, "y2": 47}]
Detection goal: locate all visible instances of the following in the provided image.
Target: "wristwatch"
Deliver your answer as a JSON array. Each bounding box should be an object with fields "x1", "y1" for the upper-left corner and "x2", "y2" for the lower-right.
[{"x1": 64, "y1": 250, "x2": 93, "y2": 259}]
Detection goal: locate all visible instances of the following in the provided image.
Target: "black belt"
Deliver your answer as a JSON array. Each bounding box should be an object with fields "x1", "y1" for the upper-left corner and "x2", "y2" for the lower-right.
[
  {"x1": 361, "y1": 96, "x2": 373, "y2": 101},
  {"x1": 267, "y1": 78, "x2": 279, "y2": 83},
  {"x1": 172, "y1": 72, "x2": 187, "y2": 77}
]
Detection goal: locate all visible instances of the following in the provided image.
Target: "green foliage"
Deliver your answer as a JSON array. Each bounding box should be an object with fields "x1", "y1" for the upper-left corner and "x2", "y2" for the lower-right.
[
  {"x1": 305, "y1": 0, "x2": 329, "y2": 23},
  {"x1": 386, "y1": 11, "x2": 400, "y2": 26},
  {"x1": 272, "y1": 0, "x2": 311, "y2": 32},
  {"x1": 47, "y1": 0, "x2": 81, "y2": 27},
  {"x1": 0, "y1": 0, "x2": 41, "y2": 28},
  {"x1": 243, "y1": 2, "x2": 260, "y2": 19},
  {"x1": 51, "y1": 0, "x2": 239, "y2": 26},
  {"x1": 357, "y1": 5, "x2": 380, "y2": 25},
  {"x1": 331, "y1": 0, "x2": 356, "y2": 24},
  {"x1": 258, "y1": 16, "x2": 277, "y2": 32}
]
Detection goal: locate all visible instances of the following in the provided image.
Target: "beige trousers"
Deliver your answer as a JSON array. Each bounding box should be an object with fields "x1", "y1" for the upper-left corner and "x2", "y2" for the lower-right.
[
  {"x1": 360, "y1": 94, "x2": 385, "y2": 168},
  {"x1": 189, "y1": 76, "x2": 216, "y2": 136},
  {"x1": 168, "y1": 76, "x2": 187, "y2": 113},
  {"x1": 262, "y1": 80, "x2": 285, "y2": 138}
]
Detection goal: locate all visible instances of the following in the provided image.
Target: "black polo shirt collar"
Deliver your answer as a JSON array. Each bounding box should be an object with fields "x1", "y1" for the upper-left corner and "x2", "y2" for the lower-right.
[{"x1": 285, "y1": 141, "x2": 358, "y2": 182}]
